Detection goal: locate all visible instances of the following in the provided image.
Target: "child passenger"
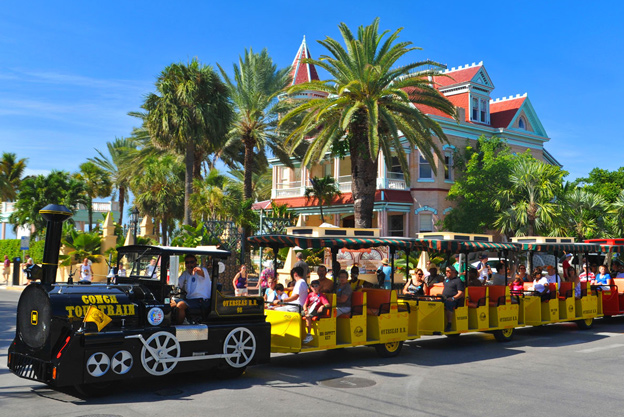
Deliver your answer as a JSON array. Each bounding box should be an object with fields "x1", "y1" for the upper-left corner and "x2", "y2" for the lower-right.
[
  {"x1": 267, "y1": 283, "x2": 287, "y2": 309},
  {"x1": 302, "y1": 280, "x2": 330, "y2": 344}
]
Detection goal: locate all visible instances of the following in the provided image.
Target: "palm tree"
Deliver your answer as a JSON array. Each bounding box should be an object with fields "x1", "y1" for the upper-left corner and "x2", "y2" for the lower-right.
[
  {"x1": 494, "y1": 157, "x2": 564, "y2": 236},
  {"x1": 76, "y1": 162, "x2": 113, "y2": 232},
  {"x1": 304, "y1": 175, "x2": 342, "y2": 223},
  {"x1": 217, "y1": 48, "x2": 292, "y2": 202},
  {"x1": 190, "y1": 169, "x2": 230, "y2": 221},
  {"x1": 228, "y1": 166, "x2": 273, "y2": 202},
  {"x1": 280, "y1": 18, "x2": 456, "y2": 228},
  {"x1": 609, "y1": 190, "x2": 624, "y2": 236},
  {"x1": 89, "y1": 137, "x2": 137, "y2": 225},
  {"x1": 142, "y1": 58, "x2": 233, "y2": 225},
  {"x1": 558, "y1": 185, "x2": 606, "y2": 240},
  {"x1": 0, "y1": 152, "x2": 28, "y2": 201},
  {"x1": 130, "y1": 154, "x2": 185, "y2": 245}
]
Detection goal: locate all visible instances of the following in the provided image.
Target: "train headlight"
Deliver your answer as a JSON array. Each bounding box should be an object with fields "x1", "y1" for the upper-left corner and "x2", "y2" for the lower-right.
[{"x1": 147, "y1": 307, "x2": 164, "y2": 326}]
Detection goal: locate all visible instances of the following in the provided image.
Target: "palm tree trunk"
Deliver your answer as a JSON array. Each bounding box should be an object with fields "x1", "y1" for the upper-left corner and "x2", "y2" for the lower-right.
[
  {"x1": 88, "y1": 199, "x2": 93, "y2": 232},
  {"x1": 118, "y1": 186, "x2": 125, "y2": 226},
  {"x1": 350, "y1": 140, "x2": 378, "y2": 228},
  {"x1": 183, "y1": 141, "x2": 195, "y2": 225},
  {"x1": 243, "y1": 138, "x2": 255, "y2": 201},
  {"x1": 319, "y1": 202, "x2": 325, "y2": 224}
]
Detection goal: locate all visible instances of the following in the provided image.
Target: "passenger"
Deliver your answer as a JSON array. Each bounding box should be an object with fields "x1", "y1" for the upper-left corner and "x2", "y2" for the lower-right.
[
  {"x1": 476, "y1": 255, "x2": 490, "y2": 282},
  {"x1": 466, "y1": 268, "x2": 482, "y2": 286},
  {"x1": 592, "y1": 265, "x2": 611, "y2": 290},
  {"x1": 544, "y1": 265, "x2": 561, "y2": 286},
  {"x1": 117, "y1": 264, "x2": 127, "y2": 277},
  {"x1": 377, "y1": 259, "x2": 393, "y2": 290},
  {"x1": 276, "y1": 266, "x2": 308, "y2": 312},
  {"x1": 572, "y1": 270, "x2": 583, "y2": 299},
  {"x1": 264, "y1": 276, "x2": 278, "y2": 303},
  {"x1": 442, "y1": 266, "x2": 465, "y2": 332},
  {"x1": 145, "y1": 258, "x2": 158, "y2": 278},
  {"x1": 403, "y1": 268, "x2": 425, "y2": 296},
  {"x1": 488, "y1": 262, "x2": 506, "y2": 286},
  {"x1": 616, "y1": 263, "x2": 624, "y2": 278},
  {"x1": 509, "y1": 276, "x2": 524, "y2": 295},
  {"x1": 516, "y1": 264, "x2": 529, "y2": 282},
  {"x1": 349, "y1": 274, "x2": 364, "y2": 291},
  {"x1": 316, "y1": 265, "x2": 334, "y2": 293},
  {"x1": 562, "y1": 253, "x2": 572, "y2": 280},
  {"x1": 267, "y1": 284, "x2": 287, "y2": 309},
  {"x1": 335, "y1": 270, "x2": 353, "y2": 317},
  {"x1": 579, "y1": 264, "x2": 595, "y2": 282},
  {"x1": 350, "y1": 263, "x2": 360, "y2": 280},
  {"x1": 170, "y1": 254, "x2": 211, "y2": 325},
  {"x1": 233, "y1": 265, "x2": 248, "y2": 296},
  {"x1": 530, "y1": 269, "x2": 550, "y2": 301},
  {"x1": 302, "y1": 280, "x2": 331, "y2": 344},
  {"x1": 425, "y1": 266, "x2": 442, "y2": 287}
]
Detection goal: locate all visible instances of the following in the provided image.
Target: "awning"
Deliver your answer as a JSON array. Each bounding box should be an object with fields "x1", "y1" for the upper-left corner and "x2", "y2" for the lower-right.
[
  {"x1": 248, "y1": 235, "x2": 420, "y2": 250},
  {"x1": 414, "y1": 239, "x2": 519, "y2": 252},
  {"x1": 517, "y1": 242, "x2": 602, "y2": 253}
]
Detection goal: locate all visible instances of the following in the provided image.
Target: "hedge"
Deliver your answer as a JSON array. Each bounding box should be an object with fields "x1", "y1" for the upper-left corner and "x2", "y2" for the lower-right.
[{"x1": 0, "y1": 239, "x2": 45, "y2": 263}]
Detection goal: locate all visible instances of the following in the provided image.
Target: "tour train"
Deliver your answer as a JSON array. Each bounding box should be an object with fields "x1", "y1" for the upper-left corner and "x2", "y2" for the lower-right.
[{"x1": 6, "y1": 204, "x2": 620, "y2": 394}]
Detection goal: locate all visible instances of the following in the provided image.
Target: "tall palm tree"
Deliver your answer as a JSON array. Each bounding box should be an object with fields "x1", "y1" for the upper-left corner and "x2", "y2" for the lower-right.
[
  {"x1": 0, "y1": 152, "x2": 28, "y2": 201},
  {"x1": 142, "y1": 58, "x2": 233, "y2": 225},
  {"x1": 89, "y1": 137, "x2": 137, "y2": 225},
  {"x1": 228, "y1": 165, "x2": 273, "y2": 202},
  {"x1": 76, "y1": 162, "x2": 113, "y2": 231},
  {"x1": 304, "y1": 175, "x2": 342, "y2": 223},
  {"x1": 494, "y1": 157, "x2": 564, "y2": 236},
  {"x1": 559, "y1": 186, "x2": 606, "y2": 240},
  {"x1": 609, "y1": 190, "x2": 624, "y2": 237},
  {"x1": 217, "y1": 48, "x2": 292, "y2": 202},
  {"x1": 280, "y1": 18, "x2": 456, "y2": 228}
]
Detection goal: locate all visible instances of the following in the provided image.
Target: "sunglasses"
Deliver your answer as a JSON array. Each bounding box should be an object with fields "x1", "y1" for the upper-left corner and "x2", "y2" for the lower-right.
[
  {"x1": 417, "y1": 273, "x2": 424, "y2": 276},
  {"x1": 185, "y1": 261, "x2": 196, "y2": 265}
]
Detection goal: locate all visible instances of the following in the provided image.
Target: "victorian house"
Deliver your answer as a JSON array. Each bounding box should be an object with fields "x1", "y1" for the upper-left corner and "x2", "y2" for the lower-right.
[{"x1": 256, "y1": 37, "x2": 559, "y2": 236}]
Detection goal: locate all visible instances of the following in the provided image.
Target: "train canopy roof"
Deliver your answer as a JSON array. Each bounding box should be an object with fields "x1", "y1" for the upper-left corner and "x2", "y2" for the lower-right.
[
  {"x1": 414, "y1": 239, "x2": 518, "y2": 252},
  {"x1": 248, "y1": 234, "x2": 419, "y2": 250},
  {"x1": 117, "y1": 245, "x2": 231, "y2": 258},
  {"x1": 517, "y1": 242, "x2": 603, "y2": 253}
]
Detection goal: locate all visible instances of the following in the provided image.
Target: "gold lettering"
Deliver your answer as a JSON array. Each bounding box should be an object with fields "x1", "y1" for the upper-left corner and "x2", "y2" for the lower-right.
[
  {"x1": 88, "y1": 295, "x2": 96, "y2": 304},
  {"x1": 115, "y1": 305, "x2": 123, "y2": 315},
  {"x1": 103, "y1": 295, "x2": 110, "y2": 303},
  {"x1": 94, "y1": 295, "x2": 103, "y2": 304},
  {"x1": 81, "y1": 295, "x2": 89, "y2": 304},
  {"x1": 109, "y1": 295, "x2": 118, "y2": 304},
  {"x1": 126, "y1": 304, "x2": 135, "y2": 315},
  {"x1": 74, "y1": 305, "x2": 83, "y2": 317},
  {"x1": 66, "y1": 306, "x2": 76, "y2": 318},
  {"x1": 107, "y1": 305, "x2": 115, "y2": 315}
]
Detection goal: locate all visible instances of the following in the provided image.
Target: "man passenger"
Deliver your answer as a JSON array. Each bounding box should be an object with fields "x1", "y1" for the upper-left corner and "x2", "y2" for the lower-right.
[
  {"x1": 335, "y1": 270, "x2": 353, "y2": 317},
  {"x1": 170, "y1": 254, "x2": 212, "y2": 324},
  {"x1": 442, "y1": 266, "x2": 465, "y2": 332},
  {"x1": 276, "y1": 266, "x2": 308, "y2": 312},
  {"x1": 316, "y1": 265, "x2": 334, "y2": 293}
]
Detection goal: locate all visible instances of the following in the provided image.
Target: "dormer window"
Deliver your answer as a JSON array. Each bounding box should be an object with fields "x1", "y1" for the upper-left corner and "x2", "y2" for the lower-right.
[
  {"x1": 480, "y1": 99, "x2": 487, "y2": 122},
  {"x1": 471, "y1": 95, "x2": 489, "y2": 123},
  {"x1": 472, "y1": 98, "x2": 478, "y2": 120}
]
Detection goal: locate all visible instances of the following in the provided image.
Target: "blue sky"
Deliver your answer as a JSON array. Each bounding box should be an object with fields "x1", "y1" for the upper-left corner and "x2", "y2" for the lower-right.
[{"x1": 1, "y1": 1, "x2": 622, "y2": 183}]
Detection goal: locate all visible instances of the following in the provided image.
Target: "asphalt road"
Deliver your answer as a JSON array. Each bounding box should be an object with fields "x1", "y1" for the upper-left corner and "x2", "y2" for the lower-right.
[{"x1": 1, "y1": 287, "x2": 624, "y2": 417}]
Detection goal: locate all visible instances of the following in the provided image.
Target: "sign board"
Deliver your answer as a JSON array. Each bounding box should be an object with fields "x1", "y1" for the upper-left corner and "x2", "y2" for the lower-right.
[{"x1": 20, "y1": 236, "x2": 30, "y2": 251}]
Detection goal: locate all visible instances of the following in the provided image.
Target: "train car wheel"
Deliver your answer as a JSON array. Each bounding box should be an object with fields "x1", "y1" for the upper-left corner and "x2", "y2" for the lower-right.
[
  {"x1": 493, "y1": 328, "x2": 514, "y2": 343},
  {"x1": 223, "y1": 327, "x2": 256, "y2": 369},
  {"x1": 140, "y1": 331, "x2": 180, "y2": 376},
  {"x1": 374, "y1": 341, "x2": 403, "y2": 358},
  {"x1": 576, "y1": 318, "x2": 594, "y2": 330}
]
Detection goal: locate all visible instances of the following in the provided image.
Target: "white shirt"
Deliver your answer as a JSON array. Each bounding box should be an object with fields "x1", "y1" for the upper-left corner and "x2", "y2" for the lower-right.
[
  {"x1": 146, "y1": 264, "x2": 158, "y2": 278},
  {"x1": 532, "y1": 277, "x2": 549, "y2": 293},
  {"x1": 616, "y1": 272, "x2": 624, "y2": 278},
  {"x1": 546, "y1": 274, "x2": 560, "y2": 286},
  {"x1": 178, "y1": 268, "x2": 211, "y2": 299},
  {"x1": 477, "y1": 262, "x2": 489, "y2": 281},
  {"x1": 292, "y1": 279, "x2": 309, "y2": 308},
  {"x1": 81, "y1": 264, "x2": 92, "y2": 281}
]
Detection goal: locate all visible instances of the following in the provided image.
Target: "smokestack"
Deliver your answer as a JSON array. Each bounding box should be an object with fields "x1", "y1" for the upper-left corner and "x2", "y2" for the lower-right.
[{"x1": 39, "y1": 204, "x2": 72, "y2": 285}]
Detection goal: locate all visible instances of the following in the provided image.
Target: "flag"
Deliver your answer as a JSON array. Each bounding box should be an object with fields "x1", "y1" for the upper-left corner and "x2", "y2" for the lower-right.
[{"x1": 84, "y1": 305, "x2": 112, "y2": 331}]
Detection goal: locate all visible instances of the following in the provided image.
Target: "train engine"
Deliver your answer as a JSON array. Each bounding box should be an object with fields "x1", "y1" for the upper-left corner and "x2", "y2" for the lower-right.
[{"x1": 7, "y1": 204, "x2": 271, "y2": 392}]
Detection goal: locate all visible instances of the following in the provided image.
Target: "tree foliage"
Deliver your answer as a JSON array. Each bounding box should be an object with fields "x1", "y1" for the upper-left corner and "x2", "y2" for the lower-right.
[
  {"x1": 76, "y1": 161, "x2": 112, "y2": 231},
  {"x1": 443, "y1": 136, "x2": 516, "y2": 233},
  {"x1": 0, "y1": 152, "x2": 28, "y2": 201},
  {"x1": 304, "y1": 175, "x2": 341, "y2": 223},
  {"x1": 10, "y1": 171, "x2": 86, "y2": 238}
]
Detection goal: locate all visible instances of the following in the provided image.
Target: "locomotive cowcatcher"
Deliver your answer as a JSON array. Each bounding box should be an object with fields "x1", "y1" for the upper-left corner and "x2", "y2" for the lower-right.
[{"x1": 7, "y1": 204, "x2": 271, "y2": 392}]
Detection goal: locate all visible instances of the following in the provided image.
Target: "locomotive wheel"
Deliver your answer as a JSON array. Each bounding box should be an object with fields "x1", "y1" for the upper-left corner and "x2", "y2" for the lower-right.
[
  {"x1": 493, "y1": 328, "x2": 514, "y2": 343},
  {"x1": 576, "y1": 318, "x2": 594, "y2": 330},
  {"x1": 223, "y1": 327, "x2": 256, "y2": 369},
  {"x1": 140, "y1": 331, "x2": 180, "y2": 376},
  {"x1": 374, "y1": 341, "x2": 403, "y2": 358}
]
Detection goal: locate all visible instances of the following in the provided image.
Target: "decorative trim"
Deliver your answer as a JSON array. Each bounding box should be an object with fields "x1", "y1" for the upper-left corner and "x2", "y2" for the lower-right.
[
  {"x1": 442, "y1": 144, "x2": 456, "y2": 150},
  {"x1": 443, "y1": 207, "x2": 453, "y2": 215},
  {"x1": 415, "y1": 206, "x2": 438, "y2": 215},
  {"x1": 417, "y1": 178, "x2": 435, "y2": 183}
]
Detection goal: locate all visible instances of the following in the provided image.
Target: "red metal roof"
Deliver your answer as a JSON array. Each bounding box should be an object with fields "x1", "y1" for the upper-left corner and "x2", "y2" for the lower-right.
[
  {"x1": 490, "y1": 97, "x2": 525, "y2": 128},
  {"x1": 433, "y1": 65, "x2": 482, "y2": 88},
  {"x1": 289, "y1": 36, "x2": 320, "y2": 86}
]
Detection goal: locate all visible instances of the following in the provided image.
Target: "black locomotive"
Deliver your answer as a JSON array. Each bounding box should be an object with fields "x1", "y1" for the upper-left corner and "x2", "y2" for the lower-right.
[{"x1": 7, "y1": 204, "x2": 270, "y2": 392}]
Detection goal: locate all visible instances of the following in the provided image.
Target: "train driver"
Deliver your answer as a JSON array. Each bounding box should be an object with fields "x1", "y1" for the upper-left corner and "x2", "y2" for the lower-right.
[{"x1": 170, "y1": 254, "x2": 212, "y2": 324}]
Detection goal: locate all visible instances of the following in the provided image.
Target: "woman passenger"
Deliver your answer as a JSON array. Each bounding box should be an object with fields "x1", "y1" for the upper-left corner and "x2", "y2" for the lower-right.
[
  {"x1": 403, "y1": 269, "x2": 425, "y2": 296},
  {"x1": 516, "y1": 265, "x2": 529, "y2": 282},
  {"x1": 466, "y1": 268, "x2": 482, "y2": 286},
  {"x1": 593, "y1": 265, "x2": 611, "y2": 290},
  {"x1": 509, "y1": 276, "x2": 524, "y2": 295}
]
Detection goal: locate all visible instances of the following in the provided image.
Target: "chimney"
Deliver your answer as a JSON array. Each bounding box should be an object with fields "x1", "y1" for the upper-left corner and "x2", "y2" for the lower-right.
[
  {"x1": 455, "y1": 106, "x2": 466, "y2": 122},
  {"x1": 39, "y1": 204, "x2": 72, "y2": 285}
]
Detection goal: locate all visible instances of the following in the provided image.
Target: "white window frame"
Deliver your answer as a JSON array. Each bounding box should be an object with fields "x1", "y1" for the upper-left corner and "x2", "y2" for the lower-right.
[
  {"x1": 444, "y1": 151, "x2": 454, "y2": 182},
  {"x1": 471, "y1": 97, "x2": 479, "y2": 121},
  {"x1": 480, "y1": 99, "x2": 488, "y2": 123},
  {"x1": 418, "y1": 152, "x2": 433, "y2": 181}
]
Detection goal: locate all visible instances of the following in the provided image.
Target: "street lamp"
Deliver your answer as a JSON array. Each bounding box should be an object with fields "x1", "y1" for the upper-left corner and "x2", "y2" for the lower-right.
[{"x1": 130, "y1": 206, "x2": 139, "y2": 243}]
